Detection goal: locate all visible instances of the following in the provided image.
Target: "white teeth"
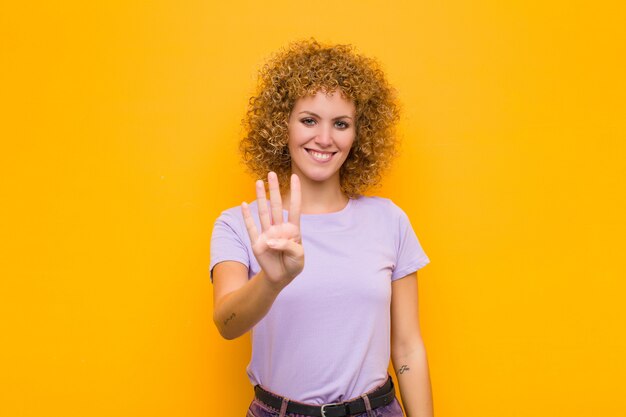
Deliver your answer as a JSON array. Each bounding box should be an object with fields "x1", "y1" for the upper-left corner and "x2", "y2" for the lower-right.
[{"x1": 308, "y1": 150, "x2": 332, "y2": 160}]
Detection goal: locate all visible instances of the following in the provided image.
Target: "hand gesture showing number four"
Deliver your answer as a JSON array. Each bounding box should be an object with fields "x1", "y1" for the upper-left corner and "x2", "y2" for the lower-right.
[{"x1": 241, "y1": 172, "x2": 304, "y2": 290}]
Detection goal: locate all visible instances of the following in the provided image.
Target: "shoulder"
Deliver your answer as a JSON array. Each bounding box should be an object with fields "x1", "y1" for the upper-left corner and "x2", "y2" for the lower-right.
[
  {"x1": 218, "y1": 203, "x2": 244, "y2": 221},
  {"x1": 212, "y1": 201, "x2": 257, "y2": 237},
  {"x1": 215, "y1": 200, "x2": 259, "y2": 223},
  {"x1": 213, "y1": 205, "x2": 239, "y2": 229},
  {"x1": 353, "y1": 195, "x2": 406, "y2": 220}
]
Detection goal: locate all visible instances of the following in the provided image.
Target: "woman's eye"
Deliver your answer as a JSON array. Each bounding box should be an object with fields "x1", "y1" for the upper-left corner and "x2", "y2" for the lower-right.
[
  {"x1": 301, "y1": 118, "x2": 316, "y2": 126},
  {"x1": 335, "y1": 121, "x2": 349, "y2": 129}
]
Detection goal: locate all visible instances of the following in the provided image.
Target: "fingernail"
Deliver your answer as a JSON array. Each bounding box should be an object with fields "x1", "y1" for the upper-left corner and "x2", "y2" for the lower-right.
[{"x1": 267, "y1": 239, "x2": 277, "y2": 246}]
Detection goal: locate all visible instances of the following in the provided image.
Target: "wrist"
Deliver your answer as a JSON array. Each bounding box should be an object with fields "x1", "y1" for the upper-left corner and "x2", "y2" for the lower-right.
[{"x1": 256, "y1": 269, "x2": 288, "y2": 295}]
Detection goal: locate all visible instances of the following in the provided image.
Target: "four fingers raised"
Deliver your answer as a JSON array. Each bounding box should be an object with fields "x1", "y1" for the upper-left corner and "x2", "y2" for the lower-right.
[{"x1": 246, "y1": 172, "x2": 302, "y2": 245}]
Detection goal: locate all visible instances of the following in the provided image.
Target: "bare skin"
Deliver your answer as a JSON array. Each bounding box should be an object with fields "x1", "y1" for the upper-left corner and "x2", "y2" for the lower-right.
[
  {"x1": 241, "y1": 172, "x2": 304, "y2": 289},
  {"x1": 212, "y1": 172, "x2": 303, "y2": 340}
]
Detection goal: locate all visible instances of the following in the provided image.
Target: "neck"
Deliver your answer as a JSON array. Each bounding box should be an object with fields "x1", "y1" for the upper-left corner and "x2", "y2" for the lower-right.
[{"x1": 282, "y1": 173, "x2": 349, "y2": 215}]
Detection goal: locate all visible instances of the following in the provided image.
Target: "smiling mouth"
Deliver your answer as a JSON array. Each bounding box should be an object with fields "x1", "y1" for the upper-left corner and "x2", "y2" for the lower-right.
[{"x1": 305, "y1": 148, "x2": 337, "y2": 162}]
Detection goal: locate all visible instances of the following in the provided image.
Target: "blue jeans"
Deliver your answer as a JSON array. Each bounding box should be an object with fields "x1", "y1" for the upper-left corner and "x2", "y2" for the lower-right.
[{"x1": 246, "y1": 378, "x2": 405, "y2": 417}]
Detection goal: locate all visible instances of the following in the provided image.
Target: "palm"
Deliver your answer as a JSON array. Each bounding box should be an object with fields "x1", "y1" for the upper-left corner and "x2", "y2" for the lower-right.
[
  {"x1": 241, "y1": 172, "x2": 303, "y2": 286},
  {"x1": 252, "y1": 222, "x2": 301, "y2": 281}
]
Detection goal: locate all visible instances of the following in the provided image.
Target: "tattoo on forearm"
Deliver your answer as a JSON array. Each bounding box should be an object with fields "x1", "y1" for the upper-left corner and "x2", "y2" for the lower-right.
[
  {"x1": 398, "y1": 365, "x2": 410, "y2": 374},
  {"x1": 223, "y1": 313, "x2": 236, "y2": 326}
]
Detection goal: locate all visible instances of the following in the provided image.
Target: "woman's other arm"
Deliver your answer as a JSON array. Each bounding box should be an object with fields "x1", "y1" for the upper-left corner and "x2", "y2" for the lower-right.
[{"x1": 390, "y1": 272, "x2": 434, "y2": 417}]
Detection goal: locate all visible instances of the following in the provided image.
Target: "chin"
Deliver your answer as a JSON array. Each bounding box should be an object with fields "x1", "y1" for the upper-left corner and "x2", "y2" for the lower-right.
[
  {"x1": 298, "y1": 170, "x2": 339, "y2": 183},
  {"x1": 291, "y1": 156, "x2": 344, "y2": 184}
]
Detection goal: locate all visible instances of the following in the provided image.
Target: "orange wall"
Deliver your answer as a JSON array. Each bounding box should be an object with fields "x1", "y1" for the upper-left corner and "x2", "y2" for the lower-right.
[{"x1": 2, "y1": 1, "x2": 625, "y2": 416}]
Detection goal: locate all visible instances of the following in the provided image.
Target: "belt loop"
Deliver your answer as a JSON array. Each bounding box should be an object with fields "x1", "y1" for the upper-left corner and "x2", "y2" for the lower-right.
[
  {"x1": 278, "y1": 396, "x2": 289, "y2": 417},
  {"x1": 361, "y1": 393, "x2": 375, "y2": 417}
]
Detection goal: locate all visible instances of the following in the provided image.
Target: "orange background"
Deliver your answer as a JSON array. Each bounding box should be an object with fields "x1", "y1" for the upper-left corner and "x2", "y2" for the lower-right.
[{"x1": 1, "y1": 1, "x2": 625, "y2": 416}]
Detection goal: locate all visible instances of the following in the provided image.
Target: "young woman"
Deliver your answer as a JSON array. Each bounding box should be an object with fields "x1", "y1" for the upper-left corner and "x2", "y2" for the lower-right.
[{"x1": 210, "y1": 39, "x2": 433, "y2": 417}]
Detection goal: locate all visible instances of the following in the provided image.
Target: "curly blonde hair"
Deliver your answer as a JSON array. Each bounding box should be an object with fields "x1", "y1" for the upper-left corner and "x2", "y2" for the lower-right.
[{"x1": 240, "y1": 39, "x2": 401, "y2": 198}]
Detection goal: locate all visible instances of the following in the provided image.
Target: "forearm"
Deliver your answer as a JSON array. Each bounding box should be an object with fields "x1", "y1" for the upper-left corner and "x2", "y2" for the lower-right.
[
  {"x1": 392, "y1": 343, "x2": 434, "y2": 417},
  {"x1": 213, "y1": 269, "x2": 283, "y2": 340}
]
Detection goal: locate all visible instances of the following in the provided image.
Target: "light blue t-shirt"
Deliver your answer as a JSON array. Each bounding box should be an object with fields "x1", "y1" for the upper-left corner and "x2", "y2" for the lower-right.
[{"x1": 209, "y1": 195, "x2": 430, "y2": 404}]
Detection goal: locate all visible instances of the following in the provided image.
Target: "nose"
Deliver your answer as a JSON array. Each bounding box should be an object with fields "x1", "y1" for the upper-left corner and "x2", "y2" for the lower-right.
[{"x1": 314, "y1": 124, "x2": 333, "y2": 148}]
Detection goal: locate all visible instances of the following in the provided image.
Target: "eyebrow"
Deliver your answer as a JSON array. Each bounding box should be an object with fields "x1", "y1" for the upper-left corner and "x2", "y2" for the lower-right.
[{"x1": 298, "y1": 111, "x2": 353, "y2": 120}]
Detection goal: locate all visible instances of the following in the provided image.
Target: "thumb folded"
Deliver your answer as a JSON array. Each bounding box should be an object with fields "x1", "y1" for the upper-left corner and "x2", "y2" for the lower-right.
[{"x1": 266, "y1": 238, "x2": 303, "y2": 258}]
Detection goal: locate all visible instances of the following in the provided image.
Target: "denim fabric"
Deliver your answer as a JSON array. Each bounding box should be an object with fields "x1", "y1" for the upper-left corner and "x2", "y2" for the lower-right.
[{"x1": 246, "y1": 377, "x2": 405, "y2": 417}]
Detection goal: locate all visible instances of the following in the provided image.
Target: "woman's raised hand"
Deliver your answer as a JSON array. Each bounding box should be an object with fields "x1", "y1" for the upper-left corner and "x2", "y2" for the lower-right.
[{"x1": 241, "y1": 172, "x2": 303, "y2": 289}]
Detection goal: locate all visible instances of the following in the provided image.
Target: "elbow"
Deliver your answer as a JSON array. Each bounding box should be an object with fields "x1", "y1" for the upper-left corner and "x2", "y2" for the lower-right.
[
  {"x1": 213, "y1": 316, "x2": 230, "y2": 339},
  {"x1": 213, "y1": 296, "x2": 248, "y2": 340},
  {"x1": 213, "y1": 315, "x2": 241, "y2": 340},
  {"x1": 391, "y1": 337, "x2": 427, "y2": 362},
  {"x1": 219, "y1": 330, "x2": 237, "y2": 340},
  {"x1": 214, "y1": 322, "x2": 236, "y2": 340}
]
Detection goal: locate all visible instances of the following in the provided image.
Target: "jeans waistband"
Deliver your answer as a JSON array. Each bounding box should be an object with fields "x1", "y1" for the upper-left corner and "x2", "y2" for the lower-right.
[{"x1": 253, "y1": 376, "x2": 396, "y2": 417}]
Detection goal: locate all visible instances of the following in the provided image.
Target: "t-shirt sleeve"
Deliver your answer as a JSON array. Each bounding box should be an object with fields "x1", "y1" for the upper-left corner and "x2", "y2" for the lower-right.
[
  {"x1": 391, "y1": 205, "x2": 431, "y2": 281},
  {"x1": 209, "y1": 209, "x2": 250, "y2": 283}
]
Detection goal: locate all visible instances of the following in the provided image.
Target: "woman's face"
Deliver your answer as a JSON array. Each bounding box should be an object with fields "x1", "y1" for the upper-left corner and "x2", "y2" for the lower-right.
[{"x1": 287, "y1": 89, "x2": 356, "y2": 186}]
